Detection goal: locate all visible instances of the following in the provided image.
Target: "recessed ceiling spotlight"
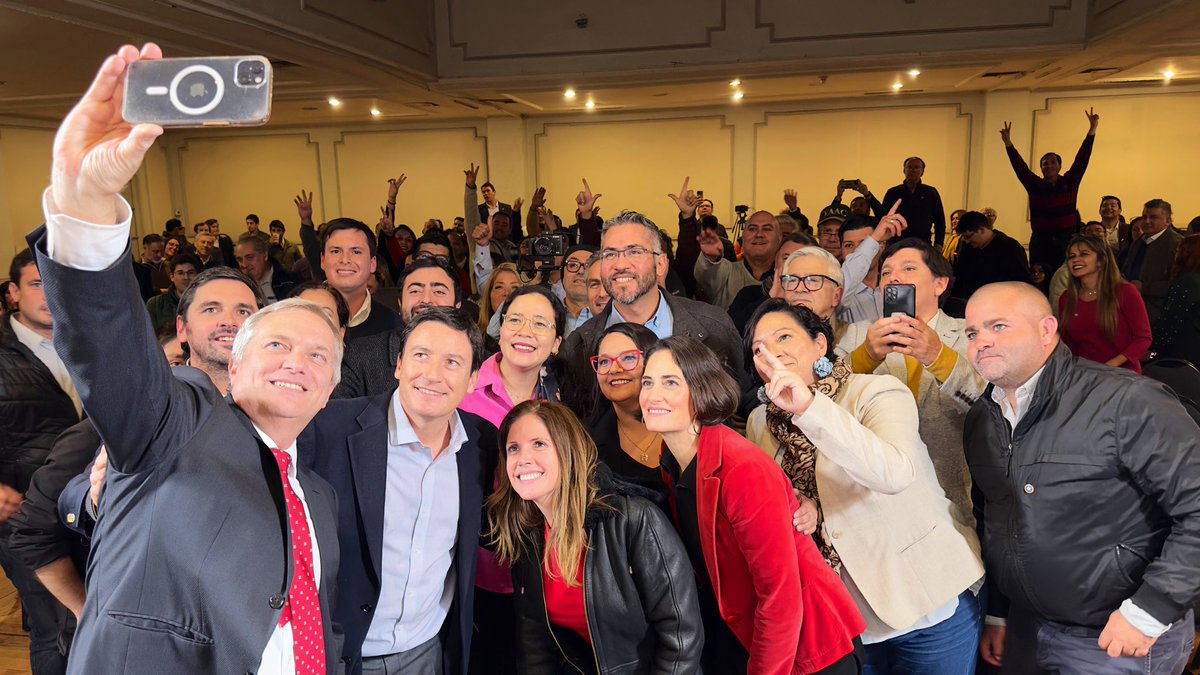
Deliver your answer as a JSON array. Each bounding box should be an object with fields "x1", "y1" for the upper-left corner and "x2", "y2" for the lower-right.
[
  {"x1": 370, "y1": 107, "x2": 381, "y2": 117},
  {"x1": 732, "y1": 91, "x2": 744, "y2": 101},
  {"x1": 730, "y1": 79, "x2": 741, "y2": 87},
  {"x1": 564, "y1": 88, "x2": 577, "y2": 99},
  {"x1": 1164, "y1": 70, "x2": 1176, "y2": 80},
  {"x1": 908, "y1": 69, "x2": 921, "y2": 77},
  {"x1": 892, "y1": 82, "x2": 904, "y2": 90},
  {"x1": 328, "y1": 97, "x2": 342, "y2": 107},
  {"x1": 585, "y1": 99, "x2": 596, "y2": 109}
]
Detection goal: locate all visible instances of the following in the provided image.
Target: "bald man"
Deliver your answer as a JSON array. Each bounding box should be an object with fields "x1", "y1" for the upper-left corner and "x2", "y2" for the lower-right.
[
  {"x1": 963, "y1": 282, "x2": 1200, "y2": 674},
  {"x1": 695, "y1": 210, "x2": 782, "y2": 308}
]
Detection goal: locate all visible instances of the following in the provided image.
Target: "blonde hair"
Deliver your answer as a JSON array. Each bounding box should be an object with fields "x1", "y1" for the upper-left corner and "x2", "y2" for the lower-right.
[
  {"x1": 487, "y1": 401, "x2": 608, "y2": 587},
  {"x1": 478, "y1": 263, "x2": 521, "y2": 334}
]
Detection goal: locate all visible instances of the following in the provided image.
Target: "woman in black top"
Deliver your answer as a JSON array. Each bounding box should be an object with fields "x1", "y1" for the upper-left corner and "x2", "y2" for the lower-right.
[{"x1": 586, "y1": 323, "x2": 667, "y2": 494}]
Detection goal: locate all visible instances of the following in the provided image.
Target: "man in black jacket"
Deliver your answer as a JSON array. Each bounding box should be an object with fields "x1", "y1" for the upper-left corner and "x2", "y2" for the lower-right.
[
  {"x1": 964, "y1": 282, "x2": 1200, "y2": 674},
  {"x1": 950, "y1": 211, "x2": 1030, "y2": 302},
  {"x1": 1, "y1": 248, "x2": 82, "y2": 675},
  {"x1": 234, "y1": 233, "x2": 301, "y2": 304}
]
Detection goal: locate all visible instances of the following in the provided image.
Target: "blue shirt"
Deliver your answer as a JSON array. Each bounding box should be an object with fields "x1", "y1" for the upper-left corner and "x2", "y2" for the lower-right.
[
  {"x1": 607, "y1": 290, "x2": 674, "y2": 339},
  {"x1": 361, "y1": 393, "x2": 468, "y2": 657}
]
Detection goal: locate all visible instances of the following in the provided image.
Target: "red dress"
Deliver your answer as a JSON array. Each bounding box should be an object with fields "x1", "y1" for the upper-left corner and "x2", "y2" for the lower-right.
[{"x1": 1059, "y1": 283, "x2": 1152, "y2": 373}]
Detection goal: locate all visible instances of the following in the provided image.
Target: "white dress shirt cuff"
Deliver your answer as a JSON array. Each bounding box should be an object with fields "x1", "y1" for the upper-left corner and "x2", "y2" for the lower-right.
[
  {"x1": 42, "y1": 188, "x2": 132, "y2": 270},
  {"x1": 984, "y1": 615, "x2": 1007, "y2": 627},
  {"x1": 1119, "y1": 598, "x2": 1171, "y2": 638}
]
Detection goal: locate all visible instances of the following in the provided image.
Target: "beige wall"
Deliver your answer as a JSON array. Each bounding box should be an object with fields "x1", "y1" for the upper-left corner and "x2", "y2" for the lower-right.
[{"x1": 7, "y1": 82, "x2": 1200, "y2": 279}]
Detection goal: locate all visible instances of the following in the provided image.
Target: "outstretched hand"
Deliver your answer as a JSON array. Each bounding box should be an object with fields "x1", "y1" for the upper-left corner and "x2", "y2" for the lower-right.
[
  {"x1": 754, "y1": 349, "x2": 815, "y2": 416},
  {"x1": 387, "y1": 174, "x2": 407, "y2": 201},
  {"x1": 783, "y1": 189, "x2": 799, "y2": 211},
  {"x1": 294, "y1": 190, "x2": 314, "y2": 225},
  {"x1": 1085, "y1": 107, "x2": 1100, "y2": 133},
  {"x1": 53, "y1": 43, "x2": 165, "y2": 225},
  {"x1": 668, "y1": 176, "x2": 698, "y2": 219},
  {"x1": 464, "y1": 162, "x2": 480, "y2": 189},
  {"x1": 999, "y1": 121, "x2": 1013, "y2": 147}
]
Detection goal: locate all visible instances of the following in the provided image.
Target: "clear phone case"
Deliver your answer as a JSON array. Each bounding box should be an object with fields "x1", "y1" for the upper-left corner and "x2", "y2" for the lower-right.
[{"x1": 123, "y1": 56, "x2": 272, "y2": 128}]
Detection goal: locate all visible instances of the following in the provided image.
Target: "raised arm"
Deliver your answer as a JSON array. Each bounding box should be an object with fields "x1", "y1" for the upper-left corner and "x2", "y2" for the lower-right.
[
  {"x1": 1000, "y1": 121, "x2": 1041, "y2": 189},
  {"x1": 1064, "y1": 108, "x2": 1099, "y2": 182},
  {"x1": 295, "y1": 189, "x2": 325, "y2": 282}
]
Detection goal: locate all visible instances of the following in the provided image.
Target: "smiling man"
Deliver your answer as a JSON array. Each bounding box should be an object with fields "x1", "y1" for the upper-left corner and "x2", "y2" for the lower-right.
[
  {"x1": 695, "y1": 210, "x2": 782, "y2": 309},
  {"x1": 32, "y1": 43, "x2": 345, "y2": 674},
  {"x1": 301, "y1": 307, "x2": 492, "y2": 675}
]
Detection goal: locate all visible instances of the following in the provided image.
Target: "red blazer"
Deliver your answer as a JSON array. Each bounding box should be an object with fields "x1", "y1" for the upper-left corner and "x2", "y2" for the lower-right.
[{"x1": 666, "y1": 425, "x2": 865, "y2": 675}]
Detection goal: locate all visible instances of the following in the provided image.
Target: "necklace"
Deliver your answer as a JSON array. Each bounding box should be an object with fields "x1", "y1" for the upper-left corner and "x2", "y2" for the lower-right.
[
  {"x1": 618, "y1": 424, "x2": 661, "y2": 466},
  {"x1": 1082, "y1": 287, "x2": 1098, "y2": 297}
]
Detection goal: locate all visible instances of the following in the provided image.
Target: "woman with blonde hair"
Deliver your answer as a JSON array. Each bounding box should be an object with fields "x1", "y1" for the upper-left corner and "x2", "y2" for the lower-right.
[
  {"x1": 1059, "y1": 234, "x2": 1151, "y2": 373},
  {"x1": 478, "y1": 262, "x2": 522, "y2": 336},
  {"x1": 490, "y1": 400, "x2": 702, "y2": 674}
]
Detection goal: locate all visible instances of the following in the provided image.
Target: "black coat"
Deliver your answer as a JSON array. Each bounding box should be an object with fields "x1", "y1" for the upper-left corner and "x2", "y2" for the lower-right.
[
  {"x1": 511, "y1": 468, "x2": 703, "y2": 674},
  {"x1": 966, "y1": 342, "x2": 1200, "y2": 628},
  {"x1": 0, "y1": 316, "x2": 80, "y2": 493}
]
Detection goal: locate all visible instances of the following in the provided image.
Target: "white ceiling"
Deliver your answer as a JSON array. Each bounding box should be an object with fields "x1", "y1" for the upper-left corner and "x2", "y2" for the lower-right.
[{"x1": 0, "y1": 0, "x2": 1197, "y2": 126}]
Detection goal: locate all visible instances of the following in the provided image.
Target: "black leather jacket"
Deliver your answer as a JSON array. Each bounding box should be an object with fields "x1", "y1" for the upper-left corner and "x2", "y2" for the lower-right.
[
  {"x1": 511, "y1": 468, "x2": 703, "y2": 674},
  {"x1": 966, "y1": 342, "x2": 1200, "y2": 627}
]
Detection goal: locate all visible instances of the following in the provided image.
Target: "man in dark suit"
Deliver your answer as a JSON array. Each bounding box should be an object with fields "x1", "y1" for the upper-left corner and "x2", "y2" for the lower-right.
[
  {"x1": 334, "y1": 259, "x2": 463, "y2": 399},
  {"x1": 235, "y1": 233, "x2": 302, "y2": 304},
  {"x1": 477, "y1": 181, "x2": 523, "y2": 244},
  {"x1": 1120, "y1": 198, "x2": 1185, "y2": 324},
  {"x1": 35, "y1": 43, "x2": 344, "y2": 674},
  {"x1": 301, "y1": 307, "x2": 492, "y2": 675}
]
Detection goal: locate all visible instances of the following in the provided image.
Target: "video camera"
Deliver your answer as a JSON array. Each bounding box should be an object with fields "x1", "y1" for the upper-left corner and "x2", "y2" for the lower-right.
[{"x1": 517, "y1": 232, "x2": 569, "y2": 284}]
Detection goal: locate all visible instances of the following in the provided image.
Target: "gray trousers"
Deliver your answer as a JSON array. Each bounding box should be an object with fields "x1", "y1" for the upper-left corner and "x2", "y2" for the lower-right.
[
  {"x1": 1002, "y1": 606, "x2": 1194, "y2": 675},
  {"x1": 361, "y1": 635, "x2": 442, "y2": 675}
]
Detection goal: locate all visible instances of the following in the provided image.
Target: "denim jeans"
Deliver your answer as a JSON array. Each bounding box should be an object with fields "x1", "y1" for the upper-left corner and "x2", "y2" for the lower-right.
[
  {"x1": 864, "y1": 590, "x2": 983, "y2": 675},
  {"x1": 1003, "y1": 606, "x2": 1194, "y2": 675}
]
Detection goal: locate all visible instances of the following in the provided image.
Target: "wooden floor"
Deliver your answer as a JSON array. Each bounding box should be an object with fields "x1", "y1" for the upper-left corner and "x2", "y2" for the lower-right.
[{"x1": 0, "y1": 572, "x2": 31, "y2": 675}]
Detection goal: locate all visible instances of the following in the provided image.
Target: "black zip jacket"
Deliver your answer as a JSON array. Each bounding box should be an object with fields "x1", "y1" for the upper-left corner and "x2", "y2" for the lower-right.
[
  {"x1": 511, "y1": 467, "x2": 703, "y2": 674},
  {"x1": 965, "y1": 342, "x2": 1200, "y2": 627}
]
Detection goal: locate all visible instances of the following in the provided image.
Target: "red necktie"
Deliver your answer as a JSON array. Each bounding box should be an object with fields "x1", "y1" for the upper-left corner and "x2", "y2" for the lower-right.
[{"x1": 270, "y1": 448, "x2": 326, "y2": 674}]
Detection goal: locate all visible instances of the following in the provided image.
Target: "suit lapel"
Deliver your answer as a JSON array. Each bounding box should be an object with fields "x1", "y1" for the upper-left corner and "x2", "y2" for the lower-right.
[
  {"x1": 296, "y1": 468, "x2": 339, "y2": 589},
  {"x1": 696, "y1": 427, "x2": 724, "y2": 604},
  {"x1": 348, "y1": 402, "x2": 390, "y2": 580}
]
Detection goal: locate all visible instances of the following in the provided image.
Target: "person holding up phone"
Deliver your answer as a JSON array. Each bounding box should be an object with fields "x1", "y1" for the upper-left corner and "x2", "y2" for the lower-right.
[{"x1": 835, "y1": 239, "x2": 987, "y2": 532}]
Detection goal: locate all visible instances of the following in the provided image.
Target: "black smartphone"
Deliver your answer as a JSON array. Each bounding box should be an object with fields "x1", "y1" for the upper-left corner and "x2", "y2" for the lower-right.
[
  {"x1": 123, "y1": 56, "x2": 272, "y2": 127},
  {"x1": 883, "y1": 284, "x2": 916, "y2": 318},
  {"x1": 697, "y1": 190, "x2": 705, "y2": 199}
]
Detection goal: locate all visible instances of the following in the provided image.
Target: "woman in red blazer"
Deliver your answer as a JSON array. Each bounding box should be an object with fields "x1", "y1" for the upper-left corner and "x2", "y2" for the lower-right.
[{"x1": 641, "y1": 336, "x2": 866, "y2": 675}]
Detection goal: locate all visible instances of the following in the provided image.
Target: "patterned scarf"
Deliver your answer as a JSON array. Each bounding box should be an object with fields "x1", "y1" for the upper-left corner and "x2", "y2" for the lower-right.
[{"x1": 764, "y1": 357, "x2": 852, "y2": 572}]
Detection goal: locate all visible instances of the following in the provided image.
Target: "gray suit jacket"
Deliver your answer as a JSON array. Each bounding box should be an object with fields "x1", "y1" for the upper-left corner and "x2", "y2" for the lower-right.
[
  {"x1": 837, "y1": 310, "x2": 987, "y2": 530},
  {"x1": 31, "y1": 229, "x2": 343, "y2": 675}
]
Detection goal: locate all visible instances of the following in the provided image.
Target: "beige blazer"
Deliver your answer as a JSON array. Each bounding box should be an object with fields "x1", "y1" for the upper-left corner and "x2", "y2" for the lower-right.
[
  {"x1": 747, "y1": 373, "x2": 984, "y2": 632},
  {"x1": 835, "y1": 310, "x2": 986, "y2": 529}
]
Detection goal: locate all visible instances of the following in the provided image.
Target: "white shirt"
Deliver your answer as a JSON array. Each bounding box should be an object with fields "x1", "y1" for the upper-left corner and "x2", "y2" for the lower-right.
[
  {"x1": 257, "y1": 265, "x2": 277, "y2": 304},
  {"x1": 348, "y1": 290, "x2": 373, "y2": 328},
  {"x1": 42, "y1": 189, "x2": 324, "y2": 673},
  {"x1": 9, "y1": 315, "x2": 82, "y2": 417}
]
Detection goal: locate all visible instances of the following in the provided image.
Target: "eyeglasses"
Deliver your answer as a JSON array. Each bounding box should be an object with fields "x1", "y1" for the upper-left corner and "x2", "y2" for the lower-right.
[
  {"x1": 564, "y1": 260, "x2": 587, "y2": 273},
  {"x1": 599, "y1": 246, "x2": 657, "y2": 263},
  {"x1": 590, "y1": 349, "x2": 642, "y2": 374},
  {"x1": 779, "y1": 274, "x2": 840, "y2": 292},
  {"x1": 414, "y1": 251, "x2": 451, "y2": 265},
  {"x1": 502, "y1": 314, "x2": 556, "y2": 336}
]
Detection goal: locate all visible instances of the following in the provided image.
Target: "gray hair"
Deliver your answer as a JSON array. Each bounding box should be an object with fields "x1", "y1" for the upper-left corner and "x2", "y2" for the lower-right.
[
  {"x1": 231, "y1": 298, "x2": 344, "y2": 386},
  {"x1": 601, "y1": 211, "x2": 663, "y2": 253},
  {"x1": 785, "y1": 246, "x2": 844, "y2": 287}
]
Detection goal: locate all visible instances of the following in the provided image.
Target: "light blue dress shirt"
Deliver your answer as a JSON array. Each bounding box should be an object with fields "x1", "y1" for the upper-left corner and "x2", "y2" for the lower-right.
[{"x1": 606, "y1": 290, "x2": 674, "y2": 339}]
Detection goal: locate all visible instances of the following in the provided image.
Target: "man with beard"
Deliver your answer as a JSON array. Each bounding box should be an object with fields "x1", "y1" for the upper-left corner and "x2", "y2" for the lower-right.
[
  {"x1": 558, "y1": 210, "x2": 745, "y2": 417},
  {"x1": 694, "y1": 210, "x2": 782, "y2": 309},
  {"x1": 334, "y1": 259, "x2": 463, "y2": 399}
]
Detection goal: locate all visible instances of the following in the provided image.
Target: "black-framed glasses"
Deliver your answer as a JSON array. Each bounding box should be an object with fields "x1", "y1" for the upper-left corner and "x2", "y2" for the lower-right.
[
  {"x1": 590, "y1": 349, "x2": 642, "y2": 374},
  {"x1": 414, "y1": 251, "x2": 451, "y2": 265},
  {"x1": 599, "y1": 246, "x2": 657, "y2": 263},
  {"x1": 779, "y1": 274, "x2": 840, "y2": 292},
  {"x1": 564, "y1": 260, "x2": 587, "y2": 273}
]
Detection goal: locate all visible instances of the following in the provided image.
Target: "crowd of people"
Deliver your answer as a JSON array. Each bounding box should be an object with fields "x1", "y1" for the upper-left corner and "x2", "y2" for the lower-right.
[{"x1": 2, "y1": 43, "x2": 1200, "y2": 675}]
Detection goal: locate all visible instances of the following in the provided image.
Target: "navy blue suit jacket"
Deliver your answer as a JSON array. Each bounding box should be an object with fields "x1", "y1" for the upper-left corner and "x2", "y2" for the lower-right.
[{"x1": 299, "y1": 394, "x2": 494, "y2": 675}]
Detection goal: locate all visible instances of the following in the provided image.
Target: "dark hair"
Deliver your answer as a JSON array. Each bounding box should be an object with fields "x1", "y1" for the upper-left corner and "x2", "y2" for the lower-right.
[
  {"x1": 416, "y1": 230, "x2": 452, "y2": 253},
  {"x1": 8, "y1": 249, "x2": 36, "y2": 287},
  {"x1": 1172, "y1": 234, "x2": 1200, "y2": 281},
  {"x1": 320, "y1": 218, "x2": 377, "y2": 258},
  {"x1": 955, "y1": 211, "x2": 991, "y2": 234},
  {"x1": 394, "y1": 224, "x2": 417, "y2": 243},
  {"x1": 644, "y1": 337, "x2": 739, "y2": 427},
  {"x1": 268, "y1": 219, "x2": 286, "y2": 233},
  {"x1": 481, "y1": 181, "x2": 495, "y2": 192},
  {"x1": 498, "y1": 284, "x2": 568, "y2": 340},
  {"x1": 397, "y1": 258, "x2": 463, "y2": 305},
  {"x1": 155, "y1": 321, "x2": 180, "y2": 347},
  {"x1": 142, "y1": 233, "x2": 164, "y2": 247},
  {"x1": 164, "y1": 218, "x2": 183, "y2": 232},
  {"x1": 784, "y1": 232, "x2": 818, "y2": 247},
  {"x1": 246, "y1": 214, "x2": 259, "y2": 225},
  {"x1": 903, "y1": 156, "x2": 925, "y2": 169},
  {"x1": 744, "y1": 298, "x2": 835, "y2": 362},
  {"x1": 879, "y1": 238, "x2": 955, "y2": 306},
  {"x1": 169, "y1": 253, "x2": 203, "y2": 275},
  {"x1": 1040, "y1": 152, "x2": 1063, "y2": 166},
  {"x1": 236, "y1": 233, "x2": 269, "y2": 253},
  {"x1": 193, "y1": 222, "x2": 208, "y2": 233},
  {"x1": 288, "y1": 280, "x2": 350, "y2": 329},
  {"x1": 177, "y1": 266, "x2": 264, "y2": 322},
  {"x1": 1144, "y1": 198, "x2": 1172, "y2": 216},
  {"x1": 838, "y1": 215, "x2": 876, "y2": 241},
  {"x1": 1101, "y1": 195, "x2": 1122, "y2": 209},
  {"x1": 204, "y1": 218, "x2": 218, "y2": 227},
  {"x1": 586, "y1": 322, "x2": 660, "y2": 420},
  {"x1": 398, "y1": 306, "x2": 486, "y2": 373}
]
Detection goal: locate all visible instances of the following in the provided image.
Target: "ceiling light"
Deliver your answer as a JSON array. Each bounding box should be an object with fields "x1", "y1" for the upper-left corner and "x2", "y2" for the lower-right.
[
  {"x1": 732, "y1": 91, "x2": 744, "y2": 101},
  {"x1": 908, "y1": 69, "x2": 921, "y2": 77},
  {"x1": 564, "y1": 88, "x2": 577, "y2": 99},
  {"x1": 370, "y1": 107, "x2": 381, "y2": 117},
  {"x1": 584, "y1": 99, "x2": 595, "y2": 109},
  {"x1": 730, "y1": 79, "x2": 741, "y2": 87},
  {"x1": 327, "y1": 97, "x2": 342, "y2": 107},
  {"x1": 1164, "y1": 70, "x2": 1176, "y2": 80},
  {"x1": 892, "y1": 82, "x2": 904, "y2": 90}
]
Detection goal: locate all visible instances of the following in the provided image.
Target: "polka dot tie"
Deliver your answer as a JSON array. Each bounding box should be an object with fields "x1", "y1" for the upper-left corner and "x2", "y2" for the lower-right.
[{"x1": 270, "y1": 449, "x2": 326, "y2": 674}]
